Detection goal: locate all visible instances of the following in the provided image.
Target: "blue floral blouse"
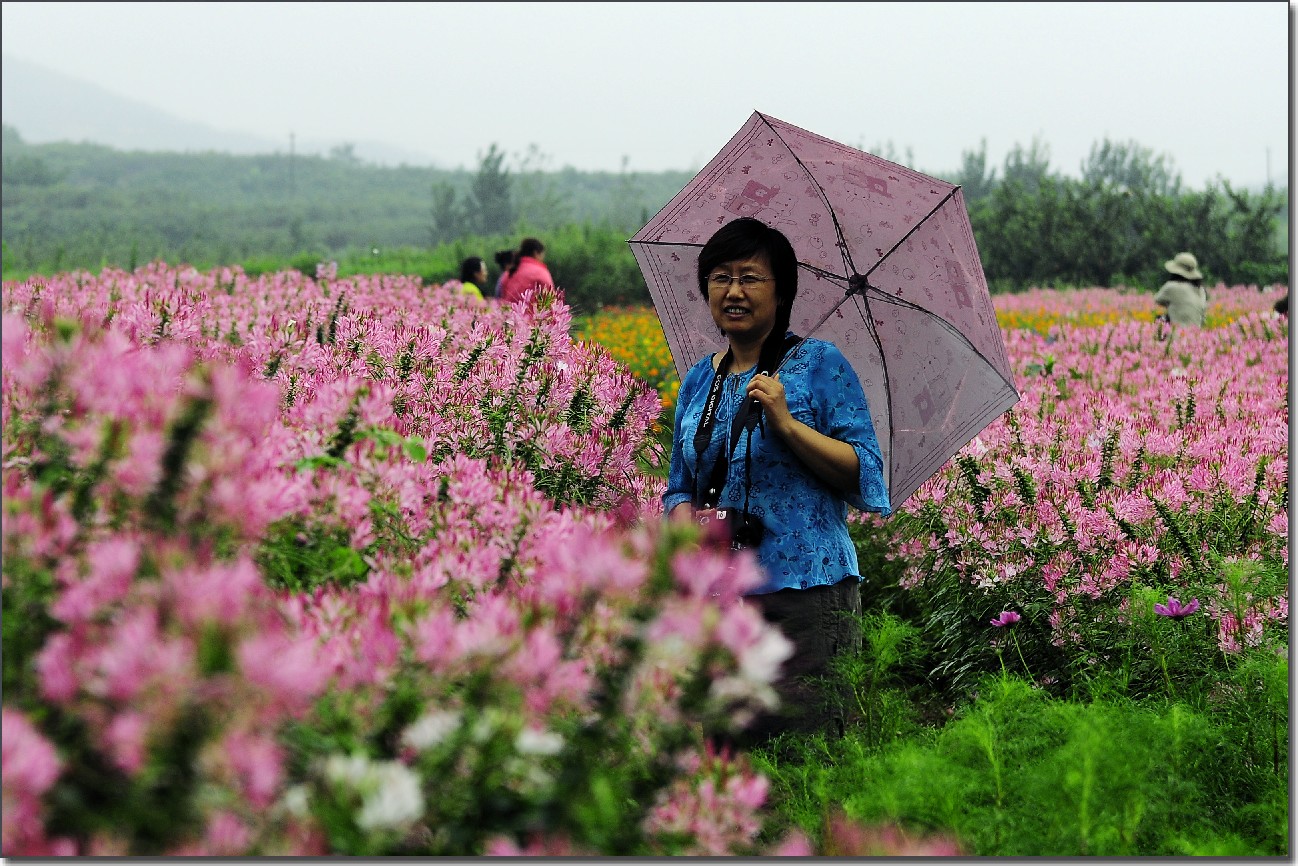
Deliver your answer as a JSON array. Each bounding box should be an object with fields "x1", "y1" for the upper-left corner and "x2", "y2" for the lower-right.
[{"x1": 664, "y1": 335, "x2": 891, "y2": 595}]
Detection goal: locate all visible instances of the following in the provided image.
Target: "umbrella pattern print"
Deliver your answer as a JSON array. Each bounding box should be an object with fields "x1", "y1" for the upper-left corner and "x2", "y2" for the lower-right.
[{"x1": 630, "y1": 111, "x2": 1020, "y2": 510}]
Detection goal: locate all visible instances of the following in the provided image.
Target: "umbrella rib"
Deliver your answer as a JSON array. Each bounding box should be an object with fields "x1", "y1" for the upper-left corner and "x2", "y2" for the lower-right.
[
  {"x1": 630, "y1": 240, "x2": 705, "y2": 251},
  {"x1": 757, "y1": 113, "x2": 855, "y2": 278},
  {"x1": 862, "y1": 186, "x2": 960, "y2": 281},
  {"x1": 637, "y1": 244, "x2": 711, "y2": 380},
  {"x1": 817, "y1": 290, "x2": 1020, "y2": 512},
  {"x1": 789, "y1": 290, "x2": 896, "y2": 505},
  {"x1": 862, "y1": 291, "x2": 1020, "y2": 397},
  {"x1": 855, "y1": 291, "x2": 896, "y2": 508},
  {"x1": 638, "y1": 122, "x2": 770, "y2": 235},
  {"x1": 756, "y1": 111, "x2": 963, "y2": 287}
]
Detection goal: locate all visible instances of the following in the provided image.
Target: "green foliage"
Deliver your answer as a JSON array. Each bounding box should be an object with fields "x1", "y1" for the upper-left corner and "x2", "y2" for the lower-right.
[
  {"x1": 3, "y1": 150, "x2": 61, "y2": 186},
  {"x1": 4, "y1": 131, "x2": 1286, "y2": 299},
  {"x1": 1000, "y1": 137, "x2": 1054, "y2": 194},
  {"x1": 273, "y1": 223, "x2": 652, "y2": 311},
  {"x1": 1, "y1": 537, "x2": 61, "y2": 705},
  {"x1": 1081, "y1": 138, "x2": 1181, "y2": 196},
  {"x1": 848, "y1": 518, "x2": 918, "y2": 618},
  {"x1": 256, "y1": 517, "x2": 371, "y2": 593},
  {"x1": 759, "y1": 522, "x2": 1289, "y2": 856},
  {"x1": 467, "y1": 143, "x2": 516, "y2": 237},
  {"x1": 537, "y1": 222, "x2": 653, "y2": 313},
  {"x1": 0, "y1": 131, "x2": 692, "y2": 282},
  {"x1": 758, "y1": 675, "x2": 1286, "y2": 856},
  {"x1": 428, "y1": 181, "x2": 463, "y2": 247},
  {"x1": 953, "y1": 138, "x2": 997, "y2": 202},
  {"x1": 265, "y1": 519, "x2": 774, "y2": 857},
  {"x1": 39, "y1": 702, "x2": 214, "y2": 854},
  {"x1": 974, "y1": 173, "x2": 1288, "y2": 291},
  {"x1": 829, "y1": 611, "x2": 928, "y2": 750}
]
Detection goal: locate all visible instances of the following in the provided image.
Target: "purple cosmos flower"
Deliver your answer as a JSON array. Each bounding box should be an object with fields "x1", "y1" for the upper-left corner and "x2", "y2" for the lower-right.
[
  {"x1": 990, "y1": 611, "x2": 1021, "y2": 628},
  {"x1": 1154, "y1": 596, "x2": 1200, "y2": 620}
]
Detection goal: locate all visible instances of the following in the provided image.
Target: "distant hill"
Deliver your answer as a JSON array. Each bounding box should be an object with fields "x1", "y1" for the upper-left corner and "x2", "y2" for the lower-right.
[
  {"x1": 0, "y1": 129, "x2": 697, "y2": 284},
  {"x1": 0, "y1": 54, "x2": 439, "y2": 167}
]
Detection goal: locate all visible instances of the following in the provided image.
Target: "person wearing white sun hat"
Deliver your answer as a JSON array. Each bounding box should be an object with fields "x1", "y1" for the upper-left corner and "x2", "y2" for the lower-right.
[{"x1": 1154, "y1": 252, "x2": 1208, "y2": 326}]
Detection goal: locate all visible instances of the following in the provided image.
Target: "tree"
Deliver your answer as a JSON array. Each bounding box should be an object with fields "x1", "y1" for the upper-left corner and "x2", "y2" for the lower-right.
[
  {"x1": 468, "y1": 143, "x2": 515, "y2": 236},
  {"x1": 610, "y1": 155, "x2": 640, "y2": 232},
  {"x1": 954, "y1": 138, "x2": 997, "y2": 202},
  {"x1": 1001, "y1": 137, "x2": 1054, "y2": 193},
  {"x1": 328, "y1": 143, "x2": 361, "y2": 165},
  {"x1": 429, "y1": 182, "x2": 463, "y2": 246},
  {"x1": 512, "y1": 144, "x2": 572, "y2": 229},
  {"x1": 2, "y1": 124, "x2": 26, "y2": 151},
  {"x1": 2, "y1": 152, "x2": 59, "y2": 186},
  {"x1": 863, "y1": 139, "x2": 915, "y2": 169},
  {"x1": 1080, "y1": 138, "x2": 1181, "y2": 197}
]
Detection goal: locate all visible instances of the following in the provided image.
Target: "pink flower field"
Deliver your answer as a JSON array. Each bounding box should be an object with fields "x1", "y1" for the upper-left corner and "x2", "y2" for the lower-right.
[
  {"x1": 0, "y1": 264, "x2": 1288, "y2": 855},
  {"x1": 867, "y1": 283, "x2": 1288, "y2": 686}
]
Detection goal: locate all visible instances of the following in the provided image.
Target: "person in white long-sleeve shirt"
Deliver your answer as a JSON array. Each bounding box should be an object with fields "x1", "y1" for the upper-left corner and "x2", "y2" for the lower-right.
[{"x1": 1154, "y1": 251, "x2": 1207, "y2": 326}]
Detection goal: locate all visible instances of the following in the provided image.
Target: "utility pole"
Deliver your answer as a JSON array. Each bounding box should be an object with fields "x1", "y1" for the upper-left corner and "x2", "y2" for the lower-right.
[{"x1": 290, "y1": 132, "x2": 296, "y2": 197}]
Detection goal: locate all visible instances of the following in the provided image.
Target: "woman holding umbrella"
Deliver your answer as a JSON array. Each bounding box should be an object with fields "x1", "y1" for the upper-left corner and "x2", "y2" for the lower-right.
[{"x1": 663, "y1": 216, "x2": 891, "y2": 743}]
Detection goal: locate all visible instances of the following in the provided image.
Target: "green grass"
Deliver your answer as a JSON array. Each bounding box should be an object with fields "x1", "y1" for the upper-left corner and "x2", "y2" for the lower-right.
[{"x1": 752, "y1": 672, "x2": 1287, "y2": 856}]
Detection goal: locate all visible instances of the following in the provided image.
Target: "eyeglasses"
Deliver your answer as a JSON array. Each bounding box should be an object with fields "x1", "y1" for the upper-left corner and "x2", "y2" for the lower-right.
[{"x1": 707, "y1": 273, "x2": 773, "y2": 289}]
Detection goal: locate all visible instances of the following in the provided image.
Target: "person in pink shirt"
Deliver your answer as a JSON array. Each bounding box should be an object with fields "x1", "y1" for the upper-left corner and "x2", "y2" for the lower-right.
[{"x1": 499, "y1": 237, "x2": 555, "y2": 304}]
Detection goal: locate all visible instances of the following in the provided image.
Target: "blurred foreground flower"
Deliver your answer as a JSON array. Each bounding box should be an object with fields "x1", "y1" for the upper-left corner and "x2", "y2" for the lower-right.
[{"x1": 820, "y1": 811, "x2": 964, "y2": 856}]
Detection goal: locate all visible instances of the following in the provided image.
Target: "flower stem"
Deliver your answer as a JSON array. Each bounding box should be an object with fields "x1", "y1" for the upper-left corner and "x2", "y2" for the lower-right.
[{"x1": 1011, "y1": 632, "x2": 1037, "y2": 687}]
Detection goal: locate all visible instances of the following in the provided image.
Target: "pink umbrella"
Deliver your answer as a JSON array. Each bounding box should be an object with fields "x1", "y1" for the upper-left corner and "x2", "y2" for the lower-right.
[{"x1": 630, "y1": 111, "x2": 1019, "y2": 511}]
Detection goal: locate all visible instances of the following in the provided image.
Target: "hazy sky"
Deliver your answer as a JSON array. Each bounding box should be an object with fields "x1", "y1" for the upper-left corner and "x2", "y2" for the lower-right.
[{"x1": 2, "y1": 1, "x2": 1292, "y2": 188}]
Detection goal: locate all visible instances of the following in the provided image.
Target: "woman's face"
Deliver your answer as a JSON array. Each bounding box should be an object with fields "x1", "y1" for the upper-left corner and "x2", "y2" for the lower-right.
[{"x1": 706, "y1": 252, "x2": 780, "y2": 346}]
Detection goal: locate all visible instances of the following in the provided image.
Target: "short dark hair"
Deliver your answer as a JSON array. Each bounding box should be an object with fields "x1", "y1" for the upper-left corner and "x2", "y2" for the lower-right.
[
  {"x1": 509, "y1": 238, "x2": 546, "y2": 275},
  {"x1": 494, "y1": 249, "x2": 514, "y2": 269},
  {"x1": 459, "y1": 256, "x2": 485, "y2": 284},
  {"x1": 697, "y1": 217, "x2": 798, "y2": 336}
]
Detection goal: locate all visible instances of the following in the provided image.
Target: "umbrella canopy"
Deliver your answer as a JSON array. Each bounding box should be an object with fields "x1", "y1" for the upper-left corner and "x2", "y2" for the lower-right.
[{"x1": 629, "y1": 111, "x2": 1020, "y2": 511}]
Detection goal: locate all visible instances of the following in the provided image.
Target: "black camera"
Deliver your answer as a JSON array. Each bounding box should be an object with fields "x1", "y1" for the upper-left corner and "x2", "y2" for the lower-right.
[{"x1": 695, "y1": 507, "x2": 766, "y2": 551}]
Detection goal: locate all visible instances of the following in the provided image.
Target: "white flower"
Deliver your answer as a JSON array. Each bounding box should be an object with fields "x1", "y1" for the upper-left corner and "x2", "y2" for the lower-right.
[
  {"x1": 356, "y1": 762, "x2": 424, "y2": 832},
  {"x1": 324, "y1": 753, "x2": 372, "y2": 786},
  {"x1": 711, "y1": 676, "x2": 779, "y2": 711},
  {"x1": 401, "y1": 710, "x2": 462, "y2": 751},
  {"x1": 514, "y1": 726, "x2": 564, "y2": 756},
  {"x1": 737, "y1": 629, "x2": 793, "y2": 684},
  {"x1": 282, "y1": 784, "x2": 310, "y2": 818},
  {"x1": 323, "y1": 753, "x2": 426, "y2": 832}
]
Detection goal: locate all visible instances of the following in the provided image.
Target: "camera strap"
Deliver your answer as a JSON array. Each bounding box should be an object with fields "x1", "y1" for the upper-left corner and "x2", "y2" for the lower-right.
[
  {"x1": 693, "y1": 348, "x2": 733, "y2": 508},
  {"x1": 692, "y1": 333, "x2": 801, "y2": 509}
]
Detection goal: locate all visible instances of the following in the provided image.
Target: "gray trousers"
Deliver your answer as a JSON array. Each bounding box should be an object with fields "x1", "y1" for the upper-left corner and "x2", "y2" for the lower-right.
[{"x1": 738, "y1": 575, "x2": 863, "y2": 743}]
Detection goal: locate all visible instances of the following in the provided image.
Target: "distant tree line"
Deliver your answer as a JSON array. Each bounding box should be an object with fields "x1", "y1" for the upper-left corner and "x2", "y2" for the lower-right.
[
  {"x1": 0, "y1": 125, "x2": 685, "y2": 277},
  {"x1": 955, "y1": 137, "x2": 1288, "y2": 290},
  {"x1": 2, "y1": 124, "x2": 1288, "y2": 301}
]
